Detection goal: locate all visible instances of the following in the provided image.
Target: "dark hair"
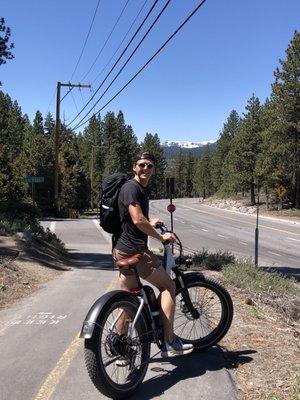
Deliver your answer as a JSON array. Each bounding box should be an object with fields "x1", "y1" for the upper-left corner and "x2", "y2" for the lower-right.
[{"x1": 134, "y1": 152, "x2": 156, "y2": 164}]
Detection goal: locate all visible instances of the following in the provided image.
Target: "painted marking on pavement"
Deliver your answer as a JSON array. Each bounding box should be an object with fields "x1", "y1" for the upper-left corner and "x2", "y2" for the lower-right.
[
  {"x1": 287, "y1": 237, "x2": 300, "y2": 242},
  {"x1": 93, "y1": 219, "x2": 112, "y2": 245},
  {"x1": 8, "y1": 312, "x2": 67, "y2": 327},
  {"x1": 217, "y1": 234, "x2": 226, "y2": 238},
  {"x1": 180, "y1": 204, "x2": 300, "y2": 236},
  {"x1": 268, "y1": 251, "x2": 282, "y2": 257},
  {"x1": 49, "y1": 222, "x2": 56, "y2": 233},
  {"x1": 201, "y1": 229, "x2": 209, "y2": 232},
  {"x1": 34, "y1": 277, "x2": 118, "y2": 400},
  {"x1": 239, "y1": 242, "x2": 248, "y2": 246}
]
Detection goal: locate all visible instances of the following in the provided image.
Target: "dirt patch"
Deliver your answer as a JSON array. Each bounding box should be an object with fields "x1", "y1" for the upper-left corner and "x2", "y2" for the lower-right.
[
  {"x1": 0, "y1": 236, "x2": 70, "y2": 309},
  {"x1": 220, "y1": 283, "x2": 300, "y2": 400}
]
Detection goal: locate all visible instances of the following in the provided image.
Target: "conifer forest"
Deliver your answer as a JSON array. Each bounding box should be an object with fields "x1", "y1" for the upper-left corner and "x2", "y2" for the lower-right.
[{"x1": 0, "y1": 29, "x2": 299, "y2": 224}]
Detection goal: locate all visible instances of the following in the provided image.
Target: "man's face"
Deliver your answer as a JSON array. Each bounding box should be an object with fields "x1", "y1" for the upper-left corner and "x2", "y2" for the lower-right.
[{"x1": 133, "y1": 158, "x2": 155, "y2": 182}]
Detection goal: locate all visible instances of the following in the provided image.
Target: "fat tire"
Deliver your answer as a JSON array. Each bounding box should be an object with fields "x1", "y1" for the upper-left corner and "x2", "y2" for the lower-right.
[
  {"x1": 84, "y1": 295, "x2": 150, "y2": 399},
  {"x1": 175, "y1": 276, "x2": 233, "y2": 351}
]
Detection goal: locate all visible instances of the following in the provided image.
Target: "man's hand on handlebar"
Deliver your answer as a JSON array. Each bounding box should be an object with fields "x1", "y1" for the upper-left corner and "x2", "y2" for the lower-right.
[
  {"x1": 161, "y1": 232, "x2": 176, "y2": 244},
  {"x1": 150, "y1": 218, "x2": 164, "y2": 228}
]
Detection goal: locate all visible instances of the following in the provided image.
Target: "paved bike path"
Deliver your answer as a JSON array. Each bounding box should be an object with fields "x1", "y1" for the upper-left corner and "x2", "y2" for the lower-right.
[{"x1": 0, "y1": 218, "x2": 237, "y2": 400}]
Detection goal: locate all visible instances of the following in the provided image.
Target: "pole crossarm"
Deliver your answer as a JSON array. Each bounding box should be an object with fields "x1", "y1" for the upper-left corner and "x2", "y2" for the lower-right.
[{"x1": 60, "y1": 83, "x2": 91, "y2": 88}]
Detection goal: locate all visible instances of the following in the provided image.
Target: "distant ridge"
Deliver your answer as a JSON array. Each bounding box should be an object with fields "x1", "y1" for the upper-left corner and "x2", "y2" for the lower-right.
[
  {"x1": 162, "y1": 140, "x2": 215, "y2": 148},
  {"x1": 162, "y1": 140, "x2": 217, "y2": 159}
]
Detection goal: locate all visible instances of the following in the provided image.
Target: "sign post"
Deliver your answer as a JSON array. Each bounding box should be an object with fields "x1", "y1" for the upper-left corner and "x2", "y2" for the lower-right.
[
  {"x1": 276, "y1": 185, "x2": 287, "y2": 215},
  {"x1": 166, "y1": 177, "x2": 175, "y2": 253},
  {"x1": 255, "y1": 188, "x2": 260, "y2": 266}
]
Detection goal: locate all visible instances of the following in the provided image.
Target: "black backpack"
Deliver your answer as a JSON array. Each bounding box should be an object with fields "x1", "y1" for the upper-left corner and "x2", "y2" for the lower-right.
[{"x1": 99, "y1": 172, "x2": 129, "y2": 235}]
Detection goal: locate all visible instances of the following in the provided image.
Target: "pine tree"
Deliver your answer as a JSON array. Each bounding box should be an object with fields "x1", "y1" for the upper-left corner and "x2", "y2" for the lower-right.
[
  {"x1": 270, "y1": 30, "x2": 300, "y2": 208},
  {"x1": 0, "y1": 18, "x2": 14, "y2": 85},
  {"x1": 212, "y1": 110, "x2": 240, "y2": 192},
  {"x1": 173, "y1": 148, "x2": 186, "y2": 198},
  {"x1": 222, "y1": 95, "x2": 262, "y2": 204},
  {"x1": 141, "y1": 132, "x2": 166, "y2": 198},
  {"x1": 185, "y1": 151, "x2": 195, "y2": 197},
  {"x1": 193, "y1": 148, "x2": 213, "y2": 198},
  {"x1": 33, "y1": 110, "x2": 44, "y2": 136},
  {"x1": 103, "y1": 111, "x2": 138, "y2": 178}
]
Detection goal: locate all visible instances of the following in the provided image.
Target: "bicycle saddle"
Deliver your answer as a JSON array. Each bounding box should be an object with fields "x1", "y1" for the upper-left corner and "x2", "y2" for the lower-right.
[{"x1": 116, "y1": 254, "x2": 142, "y2": 268}]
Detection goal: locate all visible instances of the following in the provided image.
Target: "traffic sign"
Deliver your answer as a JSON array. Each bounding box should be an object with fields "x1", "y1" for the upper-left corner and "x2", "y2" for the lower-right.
[
  {"x1": 23, "y1": 176, "x2": 44, "y2": 184},
  {"x1": 167, "y1": 203, "x2": 176, "y2": 213},
  {"x1": 276, "y1": 185, "x2": 287, "y2": 198}
]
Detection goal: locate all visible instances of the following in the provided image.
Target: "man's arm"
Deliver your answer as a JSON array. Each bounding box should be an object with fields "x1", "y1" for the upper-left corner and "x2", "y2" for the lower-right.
[{"x1": 128, "y1": 203, "x2": 174, "y2": 243}]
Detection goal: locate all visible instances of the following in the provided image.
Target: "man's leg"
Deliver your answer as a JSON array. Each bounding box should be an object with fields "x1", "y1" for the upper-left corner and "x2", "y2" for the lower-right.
[
  {"x1": 116, "y1": 273, "x2": 138, "y2": 335},
  {"x1": 144, "y1": 266, "x2": 176, "y2": 343}
]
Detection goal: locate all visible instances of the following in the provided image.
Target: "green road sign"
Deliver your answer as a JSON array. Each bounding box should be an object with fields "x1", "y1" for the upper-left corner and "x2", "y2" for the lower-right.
[{"x1": 23, "y1": 176, "x2": 44, "y2": 184}]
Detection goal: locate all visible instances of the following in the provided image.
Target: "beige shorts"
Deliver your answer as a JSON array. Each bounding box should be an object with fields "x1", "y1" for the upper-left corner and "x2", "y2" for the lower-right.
[{"x1": 112, "y1": 248, "x2": 160, "y2": 279}]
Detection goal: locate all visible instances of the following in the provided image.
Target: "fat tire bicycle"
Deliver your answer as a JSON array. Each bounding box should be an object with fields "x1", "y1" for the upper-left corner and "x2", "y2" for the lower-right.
[{"x1": 80, "y1": 227, "x2": 233, "y2": 399}]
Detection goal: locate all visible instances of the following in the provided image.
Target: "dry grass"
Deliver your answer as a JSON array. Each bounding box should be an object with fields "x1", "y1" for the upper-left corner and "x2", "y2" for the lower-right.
[{"x1": 220, "y1": 283, "x2": 300, "y2": 400}]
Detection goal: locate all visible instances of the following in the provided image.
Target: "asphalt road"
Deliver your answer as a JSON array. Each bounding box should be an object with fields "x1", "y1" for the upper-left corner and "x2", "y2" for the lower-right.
[
  {"x1": 149, "y1": 199, "x2": 300, "y2": 280},
  {"x1": 0, "y1": 217, "x2": 237, "y2": 400}
]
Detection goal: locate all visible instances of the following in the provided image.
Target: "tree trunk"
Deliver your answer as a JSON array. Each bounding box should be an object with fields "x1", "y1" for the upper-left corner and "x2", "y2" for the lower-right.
[{"x1": 265, "y1": 188, "x2": 269, "y2": 210}]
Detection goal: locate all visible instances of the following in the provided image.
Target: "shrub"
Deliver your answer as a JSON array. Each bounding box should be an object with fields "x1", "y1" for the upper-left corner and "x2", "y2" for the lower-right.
[{"x1": 191, "y1": 248, "x2": 236, "y2": 271}]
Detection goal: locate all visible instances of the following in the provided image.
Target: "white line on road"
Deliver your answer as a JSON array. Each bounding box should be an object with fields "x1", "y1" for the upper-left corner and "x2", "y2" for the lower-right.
[
  {"x1": 201, "y1": 229, "x2": 209, "y2": 232},
  {"x1": 287, "y1": 237, "x2": 300, "y2": 242},
  {"x1": 268, "y1": 251, "x2": 282, "y2": 257},
  {"x1": 217, "y1": 234, "x2": 226, "y2": 238},
  {"x1": 239, "y1": 242, "x2": 248, "y2": 246},
  {"x1": 49, "y1": 222, "x2": 56, "y2": 233}
]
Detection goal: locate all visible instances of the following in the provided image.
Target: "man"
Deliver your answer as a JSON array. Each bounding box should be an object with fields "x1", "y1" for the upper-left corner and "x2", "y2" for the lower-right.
[{"x1": 113, "y1": 152, "x2": 193, "y2": 357}]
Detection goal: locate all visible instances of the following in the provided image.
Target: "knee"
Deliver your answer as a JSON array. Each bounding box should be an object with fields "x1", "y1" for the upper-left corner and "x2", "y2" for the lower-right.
[{"x1": 162, "y1": 280, "x2": 176, "y2": 298}]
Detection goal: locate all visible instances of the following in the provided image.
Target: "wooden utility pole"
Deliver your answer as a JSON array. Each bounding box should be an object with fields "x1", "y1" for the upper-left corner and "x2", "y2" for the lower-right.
[{"x1": 54, "y1": 82, "x2": 91, "y2": 213}]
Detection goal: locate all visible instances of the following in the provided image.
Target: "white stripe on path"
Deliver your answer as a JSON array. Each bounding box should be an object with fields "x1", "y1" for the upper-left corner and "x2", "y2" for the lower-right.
[
  {"x1": 201, "y1": 229, "x2": 208, "y2": 232},
  {"x1": 217, "y1": 234, "x2": 226, "y2": 238},
  {"x1": 92, "y1": 219, "x2": 112, "y2": 245},
  {"x1": 49, "y1": 222, "x2": 56, "y2": 233},
  {"x1": 268, "y1": 251, "x2": 282, "y2": 257},
  {"x1": 239, "y1": 242, "x2": 248, "y2": 246},
  {"x1": 287, "y1": 237, "x2": 300, "y2": 242}
]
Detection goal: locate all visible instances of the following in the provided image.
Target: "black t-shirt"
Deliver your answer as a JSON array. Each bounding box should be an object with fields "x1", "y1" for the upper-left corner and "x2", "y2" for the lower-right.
[{"x1": 115, "y1": 179, "x2": 149, "y2": 253}]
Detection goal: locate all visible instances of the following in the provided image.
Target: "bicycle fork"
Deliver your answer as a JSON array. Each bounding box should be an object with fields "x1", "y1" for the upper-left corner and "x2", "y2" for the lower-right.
[{"x1": 177, "y1": 274, "x2": 200, "y2": 319}]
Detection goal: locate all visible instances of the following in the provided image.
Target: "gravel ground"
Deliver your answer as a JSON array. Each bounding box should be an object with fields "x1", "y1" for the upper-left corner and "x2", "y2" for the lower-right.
[{"x1": 0, "y1": 236, "x2": 69, "y2": 309}]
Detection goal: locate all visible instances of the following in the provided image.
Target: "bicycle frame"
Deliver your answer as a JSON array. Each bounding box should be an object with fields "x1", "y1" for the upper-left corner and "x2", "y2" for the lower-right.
[{"x1": 106, "y1": 226, "x2": 200, "y2": 345}]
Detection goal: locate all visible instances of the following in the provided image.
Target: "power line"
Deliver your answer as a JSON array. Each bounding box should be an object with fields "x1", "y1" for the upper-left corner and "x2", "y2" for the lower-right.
[
  {"x1": 69, "y1": 0, "x2": 168, "y2": 128},
  {"x1": 80, "y1": 0, "x2": 131, "y2": 82},
  {"x1": 73, "y1": 0, "x2": 208, "y2": 131},
  {"x1": 91, "y1": 0, "x2": 148, "y2": 85},
  {"x1": 67, "y1": 0, "x2": 159, "y2": 127},
  {"x1": 70, "y1": 0, "x2": 102, "y2": 81}
]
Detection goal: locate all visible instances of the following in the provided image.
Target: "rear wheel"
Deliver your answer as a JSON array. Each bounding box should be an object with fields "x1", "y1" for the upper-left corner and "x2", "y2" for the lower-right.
[
  {"x1": 174, "y1": 277, "x2": 233, "y2": 350},
  {"x1": 84, "y1": 295, "x2": 150, "y2": 399}
]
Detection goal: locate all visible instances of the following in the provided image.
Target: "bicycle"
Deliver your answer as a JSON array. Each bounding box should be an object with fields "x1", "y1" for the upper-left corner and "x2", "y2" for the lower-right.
[{"x1": 80, "y1": 226, "x2": 233, "y2": 399}]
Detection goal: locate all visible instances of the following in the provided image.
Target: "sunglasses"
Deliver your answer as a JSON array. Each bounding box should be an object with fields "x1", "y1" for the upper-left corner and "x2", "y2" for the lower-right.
[{"x1": 136, "y1": 162, "x2": 154, "y2": 170}]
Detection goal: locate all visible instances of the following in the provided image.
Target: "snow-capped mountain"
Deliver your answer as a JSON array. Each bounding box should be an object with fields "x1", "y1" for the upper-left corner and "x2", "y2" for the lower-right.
[{"x1": 162, "y1": 140, "x2": 215, "y2": 148}]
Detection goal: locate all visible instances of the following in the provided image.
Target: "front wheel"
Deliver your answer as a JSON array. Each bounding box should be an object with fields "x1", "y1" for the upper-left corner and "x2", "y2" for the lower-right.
[
  {"x1": 84, "y1": 294, "x2": 150, "y2": 399},
  {"x1": 174, "y1": 276, "x2": 233, "y2": 350}
]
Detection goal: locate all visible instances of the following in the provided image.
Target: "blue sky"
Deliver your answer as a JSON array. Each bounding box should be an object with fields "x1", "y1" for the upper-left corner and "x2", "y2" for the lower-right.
[{"x1": 1, "y1": 0, "x2": 299, "y2": 143}]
